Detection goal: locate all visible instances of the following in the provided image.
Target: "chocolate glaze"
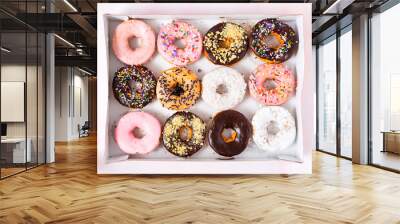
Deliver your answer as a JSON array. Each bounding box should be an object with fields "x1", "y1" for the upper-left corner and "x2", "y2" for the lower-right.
[
  {"x1": 162, "y1": 111, "x2": 206, "y2": 157},
  {"x1": 112, "y1": 65, "x2": 156, "y2": 109},
  {"x1": 250, "y1": 18, "x2": 298, "y2": 63},
  {"x1": 203, "y1": 22, "x2": 249, "y2": 65},
  {"x1": 208, "y1": 110, "x2": 252, "y2": 157}
]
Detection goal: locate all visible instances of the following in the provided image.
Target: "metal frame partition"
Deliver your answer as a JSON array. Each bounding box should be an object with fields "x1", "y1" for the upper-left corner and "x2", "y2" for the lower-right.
[{"x1": 0, "y1": 0, "x2": 47, "y2": 179}]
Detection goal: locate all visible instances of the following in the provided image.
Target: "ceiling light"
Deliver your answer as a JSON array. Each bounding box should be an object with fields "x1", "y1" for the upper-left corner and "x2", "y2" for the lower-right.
[
  {"x1": 78, "y1": 67, "x2": 93, "y2": 76},
  {"x1": 54, "y1": 34, "x2": 75, "y2": 48},
  {"x1": 1, "y1": 47, "x2": 11, "y2": 53},
  {"x1": 63, "y1": 0, "x2": 78, "y2": 12},
  {"x1": 323, "y1": 0, "x2": 355, "y2": 14}
]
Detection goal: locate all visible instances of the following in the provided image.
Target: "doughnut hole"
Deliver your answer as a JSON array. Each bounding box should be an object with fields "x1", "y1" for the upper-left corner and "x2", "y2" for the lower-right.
[
  {"x1": 221, "y1": 127, "x2": 237, "y2": 143},
  {"x1": 132, "y1": 127, "x2": 145, "y2": 139},
  {"x1": 179, "y1": 125, "x2": 193, "y2": 141},
  {"x1": 267, "y1": 121, "x2": 280, "y2": 136},
  {"x1": 219, "y1": 37, "x2": 233, "y2": 49},
  {"x1": 262, "y1": 32, "x2": 284, "y2": 49},
  {"x1": 129, "y1": 36, "x2": 142, "y2": 49},
  {"x1": 172, "y1": 85, "x2": 184, "y2": 96},
  {"x1": 216, "y1": 84, "x2": 228, "y2": 95},
  {"x1": 174, "y1": 38, "x2": 186, "y2": 49},
  {"x1": 263, "y1": 79, "x2": 278, "y2": 90},
  {"x1": 129, "y1": 79, "x2": 143, "y2": 92}
]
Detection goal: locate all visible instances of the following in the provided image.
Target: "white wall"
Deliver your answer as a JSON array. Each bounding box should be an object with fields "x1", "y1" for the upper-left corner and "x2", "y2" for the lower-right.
[
  {"x1": 1, "y1": 63, "x2": 46, "y2": 163},
  {"x1": 54, "y1": 67, "x2": 89, "y2": 141}
]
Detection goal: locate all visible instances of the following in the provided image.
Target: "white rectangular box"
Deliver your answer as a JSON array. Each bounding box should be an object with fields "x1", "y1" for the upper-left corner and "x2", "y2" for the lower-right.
[{"x1": 97, "y1": 3, "x2": 314, "y2": 174}]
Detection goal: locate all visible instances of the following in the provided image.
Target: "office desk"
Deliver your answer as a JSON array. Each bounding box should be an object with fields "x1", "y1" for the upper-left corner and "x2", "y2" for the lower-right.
[
  {"x1": 382, "y1": 131, "x2": 400, "y2": 155},
  {"x1": 1, "y1": 138, "x2": 31, "y2": 163}
]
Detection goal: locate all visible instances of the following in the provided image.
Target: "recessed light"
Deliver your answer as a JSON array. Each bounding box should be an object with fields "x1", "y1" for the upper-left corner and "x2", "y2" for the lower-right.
[
  {"x1": 54, "y1": 34, "x2": 75, "y2": 48},
  {"x1": 63, "y1": 0, "x2": 78, "y2": 12},
  {"x1": 1, "y1": 47, "x2": 11, "y2": 53}
]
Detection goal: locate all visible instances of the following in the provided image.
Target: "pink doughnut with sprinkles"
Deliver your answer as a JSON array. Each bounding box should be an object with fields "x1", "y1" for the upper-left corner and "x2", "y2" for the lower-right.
[
  {"x1": 157, "y1": 21, "x2": 202, "y2": 66},
  {"x1": 249, "y1": 63, "x2": 296, "y2": 105}
]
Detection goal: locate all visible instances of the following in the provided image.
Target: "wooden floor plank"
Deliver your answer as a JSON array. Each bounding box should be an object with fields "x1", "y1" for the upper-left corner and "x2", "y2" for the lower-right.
[{"x1": 1, "y1": 135, "x2": 400, "y2": 223}]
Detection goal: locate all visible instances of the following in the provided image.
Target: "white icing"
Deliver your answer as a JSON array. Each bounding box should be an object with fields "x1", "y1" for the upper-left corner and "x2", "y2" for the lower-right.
[
  {"x1": 252, "y1": 106, "x2": 296, "y2": 152},
  {"x1": 201, "y1": 67, "x2": 246, "y2": 111}
]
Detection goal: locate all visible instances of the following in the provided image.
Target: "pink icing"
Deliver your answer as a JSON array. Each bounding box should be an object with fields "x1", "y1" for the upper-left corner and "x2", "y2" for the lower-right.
[
  {"x1": 112, "y1": 19, "x2": 156, "y2": 65},
  {"x1": 114, "y1": 111, "x2": 161, "y2": 154},
  {"x1": 157, "y1": 21, "x2": 202, "y2": 66},
  {"x1": 248, "y1": 63, "x2": 296, "y2": 105}
]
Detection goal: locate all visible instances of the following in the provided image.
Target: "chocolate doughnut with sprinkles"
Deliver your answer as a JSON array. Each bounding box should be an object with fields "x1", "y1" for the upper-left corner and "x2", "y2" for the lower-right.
[
  {"x1": 156, "y1": 67, "x2": 201, "y2": 110},
  {"x1": 112, "y1": 65, "x2": 157, "y2": 109},
  {"x1": 203, "y1": 22, "x2": 249, "y2": 65},
  {"x1": 162, "y1": 111, "x2": 207, "y2": 157},
  {"x1": 250, "y1": 18, "x2": 298, "y2": 63}
]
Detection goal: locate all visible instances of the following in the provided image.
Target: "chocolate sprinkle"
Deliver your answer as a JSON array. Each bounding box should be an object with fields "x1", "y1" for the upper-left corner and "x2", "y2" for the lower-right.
[
  {"x1": 112, "y1": 65, "x2": 157, "y2": 109},
  {"x1": 250, "y1": 18, "x2": 298, "y2": 63},
  {"x1": 156, "y1": 67, "x2": 201, "y2": 111}
]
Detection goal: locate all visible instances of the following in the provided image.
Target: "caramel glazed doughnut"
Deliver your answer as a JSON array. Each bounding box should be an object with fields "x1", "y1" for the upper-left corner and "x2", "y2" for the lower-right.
[
  {"x1": 156, "y1": 67, "x2": 201, "y2": 110},
  {"x1": 112, "y1": 65, "x2": 157, "y2": 109},
  {"x1": 203, "y1": 22, "x2": 249, "y2": 65},
  {"x1": 162, "y1": 111, "x2": 207, "y2": 157}
]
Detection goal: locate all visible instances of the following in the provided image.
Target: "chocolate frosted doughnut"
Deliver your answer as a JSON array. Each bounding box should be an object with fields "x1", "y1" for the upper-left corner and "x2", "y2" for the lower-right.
[
  {"x1": 250, "y1": 19, "x2": 298, "y2": 63},
  {"x1": 112, "y1": 65, "x2": 157, "y2": 109},
  {"x1": 162, "y1": 111, "x2": 207, "y2": 157},
  {"x1": 156, "y1": 67, "x2": 201, "y2": 110},
  {"x1": 203, "y1": 22, "x2": 249, "y2": 65},
  {"x1": 208, "y1": 110, "x2": 252, "y2": 157}
]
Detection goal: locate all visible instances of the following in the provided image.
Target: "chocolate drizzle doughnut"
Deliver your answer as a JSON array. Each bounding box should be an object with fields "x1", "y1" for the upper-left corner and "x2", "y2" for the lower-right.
[
  {"x1": 208, "y1": 110, "x2": 252, "y2": 157},
  {"x1": 156, "y1": 67, "x2": 201, "y2": 110},
  {"x1": 112, "y1": 65, "x2": 156, "y2": 109},
  {"x1": 162, "y1": 111, "x2": 207, "y2": 157},
  {"x1": 250, "y1": 19, "x2": 298, "y2": 63},
  {"x1": 203, "y1": 22, "x2": 249, "y2": 65}
]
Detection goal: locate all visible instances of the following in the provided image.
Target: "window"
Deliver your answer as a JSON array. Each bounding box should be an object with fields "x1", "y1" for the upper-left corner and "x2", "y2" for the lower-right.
[
  {"x1": 370, "y1": 3, "x2": 400, "y2": 171},
  {"x1": 317, "y1": 36, "x2": 337, "y2": 154},
  {"x1": 339, "y1": 28, "x2": 352, "y2": 158}
]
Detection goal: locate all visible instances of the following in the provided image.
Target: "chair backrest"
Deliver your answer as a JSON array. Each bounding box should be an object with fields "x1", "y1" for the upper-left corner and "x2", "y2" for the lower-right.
[{"x1": 82, "y1": 121, "x2": 90, "y2": 129}]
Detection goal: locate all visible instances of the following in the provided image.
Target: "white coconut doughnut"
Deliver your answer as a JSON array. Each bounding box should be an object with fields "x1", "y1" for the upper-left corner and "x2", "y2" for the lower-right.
[
  {"x1": 201, "y1": 67, "x2": 246, "y2": 110},
  {"x1": 252, "y1": 106, "x2": 296, "y2": 152}
]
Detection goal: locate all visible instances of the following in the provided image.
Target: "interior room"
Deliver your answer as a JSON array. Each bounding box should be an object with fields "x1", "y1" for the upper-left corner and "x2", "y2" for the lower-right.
[{"x1": 1, "y1": 0, "x2": 400, "y2": 223}]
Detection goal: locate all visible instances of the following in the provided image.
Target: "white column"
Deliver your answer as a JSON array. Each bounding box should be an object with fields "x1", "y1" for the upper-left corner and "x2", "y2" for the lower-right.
[{"x1": 352, "y1": 14, "x2": 369, "y2": 164}]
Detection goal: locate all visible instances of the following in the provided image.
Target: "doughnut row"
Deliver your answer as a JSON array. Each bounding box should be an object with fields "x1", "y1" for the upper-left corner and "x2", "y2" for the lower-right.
[
  {"x1": 115, "y1": 107, "x2": 296, "y2": 158},
  {"x1": 112, "y1": 19, "x2": 298, "y2": 66},
  {"x1": 112, "y1": 64, "x2": 295, "y2": 110}
]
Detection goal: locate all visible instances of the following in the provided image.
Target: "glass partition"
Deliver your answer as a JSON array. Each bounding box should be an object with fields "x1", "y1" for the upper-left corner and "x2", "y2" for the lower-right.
[
  {"x1": 0, "y1": 1, "x2": 46, "y2": 179},
  {"x1": 1, "y1": 30, "x2": 28, "y2": 177}
]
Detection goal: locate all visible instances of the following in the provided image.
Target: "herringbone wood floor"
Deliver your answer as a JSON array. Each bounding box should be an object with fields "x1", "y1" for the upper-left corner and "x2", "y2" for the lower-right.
[{"x1": 1, "y1": 135, "x2": 400, "y2": 224}]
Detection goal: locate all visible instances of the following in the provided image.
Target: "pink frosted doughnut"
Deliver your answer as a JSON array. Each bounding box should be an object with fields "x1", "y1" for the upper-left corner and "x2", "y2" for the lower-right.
[
  {"x1": 112, "y1": 19, "x2": 156, "y2": 65},
  {"x1": 157, "y1": 21, "x2": 202, "y2": 66},
  {"x1": 114, "y1": 111, "x2": 161, "y2": 154},
  {"x1": 248, "y1": 63, "x2": 296, "y2": 105}
]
